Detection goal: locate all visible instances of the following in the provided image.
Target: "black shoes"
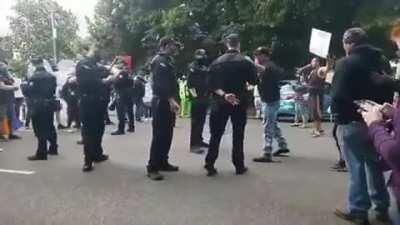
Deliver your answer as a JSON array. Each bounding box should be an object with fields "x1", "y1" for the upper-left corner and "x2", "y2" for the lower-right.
[
  {"x1": 235, "y1": 167, "x2": 248, "y2": 175},
  {"x1": 331, "y1": 161, "x2": 347, "y2": 172},
  {"x1": 253, "y1": 155, "x2": 275, "y2": 163},
  {"x1": 127, "y1": 127, "x2": 135, "y2": 133},
  {"x1": 334, "y1": 208, "x2": 370, "y2": 225},
  {"x1": 147, "y1": 171, "x2": 164, "y2": 181},
  {"x1": 93, "y1": 154, "x2": 109, "y2": 163},
  {"x1": 204, "y1": 165, "x2": 218, "y2": 177},
  {"x1": 82, "y1": 163, "x2": 94, "y2": 172},
  {"x1": 111, "y1": 130, "x2": 125, "y2": 136},
  {"x1": 159, "y1": 163, "x2": 179, "y2": 172},
  {"x1": 190, "y1": 147, "x2": 205, "y2": 154},
  {"x1": 48, "y1": 145, "x2": 58, "y2": 155},
  {"x1": 76, "y1": 140, "x2": 83, "y2": 145},
  {"x1": 273, "y1": 148, "x2": 290, "y2": 157},
  {"x1": 28, "y1": 155, "x2": 47, "y2": 161}
]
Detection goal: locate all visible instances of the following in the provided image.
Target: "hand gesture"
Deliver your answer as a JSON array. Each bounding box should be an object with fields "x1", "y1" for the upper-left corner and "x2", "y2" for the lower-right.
[
  {"x1": 362, "y1": 106, "x2": 383, "y2": 127},
  {"x1": 224, "y1": 93, "x2": 240, "y2": 106}
]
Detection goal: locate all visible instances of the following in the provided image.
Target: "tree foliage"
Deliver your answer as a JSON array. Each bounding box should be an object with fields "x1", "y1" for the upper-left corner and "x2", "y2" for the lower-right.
[
  {"x1": 8, "y1": 0, "x2": 79, "y2": 63},
  {"x1": 88, "y1": 0, "x2": 400, "y2": 75}
]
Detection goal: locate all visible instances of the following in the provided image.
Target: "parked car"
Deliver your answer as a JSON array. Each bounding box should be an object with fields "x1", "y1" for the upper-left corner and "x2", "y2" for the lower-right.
[{"x1": 277, "y1": 80, "x2": 332, "y2": 120}]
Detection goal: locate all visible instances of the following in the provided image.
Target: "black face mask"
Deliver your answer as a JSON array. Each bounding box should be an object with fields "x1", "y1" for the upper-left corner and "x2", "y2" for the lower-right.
[{"x1": 197, "y1": 58, "x2": 208, "y2": 65}]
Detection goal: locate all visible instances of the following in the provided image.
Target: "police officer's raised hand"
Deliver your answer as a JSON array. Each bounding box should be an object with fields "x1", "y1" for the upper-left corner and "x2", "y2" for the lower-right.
[{"x1": 168, "y1": 98, "x2": 180, "y2": 113}]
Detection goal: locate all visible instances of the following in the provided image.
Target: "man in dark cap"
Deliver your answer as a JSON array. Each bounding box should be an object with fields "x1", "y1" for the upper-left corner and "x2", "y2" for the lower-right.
[
  {"x1": 75, "y1": 45, "x2": 111, "y2": 172},
  {"x1": 147, "y1": 37, "x2": 181, "y2": 181},
  {"x1": 332, "y1": 27, "x2": 392, "y2": 224},
  {"x1": 187, "y1": 49, "x2": 210, "y2": 154},
  {"x1": 21, "y1": 57, "x2": 58, "y2": 160},
  {"x1": 252, "y1": 46, "x2": 289, "y2": 163},
  {"x1": 204, "y1": 34, "x2": 258, "y2": 176}
]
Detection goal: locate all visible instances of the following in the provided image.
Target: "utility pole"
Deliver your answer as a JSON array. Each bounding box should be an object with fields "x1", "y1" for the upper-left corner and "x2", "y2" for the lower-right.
[{"x1": 50, "y1": 11, "x2": 57, "y2": 64}]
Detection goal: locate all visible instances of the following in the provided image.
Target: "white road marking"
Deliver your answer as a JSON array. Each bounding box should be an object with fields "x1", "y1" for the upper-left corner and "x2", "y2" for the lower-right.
[{"x1": 0, "y1": 169, "x2": 36, "y2": 175}]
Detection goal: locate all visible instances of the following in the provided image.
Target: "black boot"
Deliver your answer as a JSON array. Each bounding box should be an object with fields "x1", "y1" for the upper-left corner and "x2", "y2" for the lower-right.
[
  {"x1": 48, "y1": 144, "x2": 58, "y2": 155},
  {"x1": 204, "y1": 164, "x2": 218, "y2": 177},
  {"x1": 127, "y1": 123, "x2": 135, "y2": 133},
  {"x1": 147, "y1": 166, "x2": 164, "y2": 181},
  {"x1": 82, "y1": 162, "x2": 93, "y2": 172},
  {"x1": 159, "y1": 163, "x2": 179, "y2": 172},
  {"x1": 93, "y1": 154, "x2": 109, "y2": 163}
]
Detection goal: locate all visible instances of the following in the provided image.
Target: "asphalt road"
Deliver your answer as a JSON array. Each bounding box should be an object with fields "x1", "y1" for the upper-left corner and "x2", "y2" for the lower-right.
[{"x1": 0, "y1": 119, "x2": 398, "y2": 225}]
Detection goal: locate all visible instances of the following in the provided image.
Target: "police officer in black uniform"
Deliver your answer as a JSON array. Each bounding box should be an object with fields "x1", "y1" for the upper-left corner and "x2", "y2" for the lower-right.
[
  {"x1": 60, "y1": 73, "x2": 80, "y2": 129},
  {"x1": 111, "y1": 62, "x2": 135, "y2": 135},
  {"x1": 75, "y1": 46, "x2": 111, "y2": 172},
  {"x1": 204, "y1": 34, "x2": 258, "y2": 176},
  {"x1": 147, "y1": 37, "x2": 181, "y2": 181},
  {"x1": 187, "y1": 49, "x2": 210, "y2": 154},
  {"x1": 22, "y1": 57, "x2": 58, "y2": 160}
]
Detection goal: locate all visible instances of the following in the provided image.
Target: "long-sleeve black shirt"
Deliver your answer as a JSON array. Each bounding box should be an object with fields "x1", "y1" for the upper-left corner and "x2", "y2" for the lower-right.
[
  {"x1": 187, "y1": 62, "x2": 209, "y2": 98},
  {"x1": 150, "y1": 53, "x2": 177, "y2": 99},
  {"x1": 209, "y1": 49, "x2": 258, "y2": 103}
]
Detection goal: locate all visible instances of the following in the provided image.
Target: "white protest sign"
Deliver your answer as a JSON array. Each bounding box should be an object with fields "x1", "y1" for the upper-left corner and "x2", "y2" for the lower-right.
[{"x1": 309, "y1": 28, "x2": 332, "y2": 58}]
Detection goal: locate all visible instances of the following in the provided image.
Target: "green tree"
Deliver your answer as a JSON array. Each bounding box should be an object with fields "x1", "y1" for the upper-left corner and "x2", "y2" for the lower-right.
[{"x1": 8, "y1": 0, "x2": 79, "y2": 63}]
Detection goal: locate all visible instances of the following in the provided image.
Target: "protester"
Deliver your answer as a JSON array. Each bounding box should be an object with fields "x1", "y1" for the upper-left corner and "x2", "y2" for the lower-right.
[
  {"x1": 252, "y1": 46, "x2": 289, "y2": 163},
  {"x1": 291, "y1": 83, "x2": 309, "y2": 128},
  {"x1": 362, "y1": 103, "x2": 400, "y2": 211},
  {"x1": 307, "y1": 58, "x2": 326, "y2": 137},
  {"x1": 332, "y1": 27, "x2": 392, "y2": 224},
  {"x1": 0, "y1": 64, "x2": 18, "y2": 141},
  {"x1": 133, "y1": 75, "x2": 146, "y2": 122}
]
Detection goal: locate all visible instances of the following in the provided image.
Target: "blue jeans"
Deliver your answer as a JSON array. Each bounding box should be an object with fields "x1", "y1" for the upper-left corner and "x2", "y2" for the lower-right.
[
  {"x1": 337, "y1": 122, "x2": 390, "y2": 218},
  {"x1": 262, "y1": 101, "x2": 287, "y2": 155}
]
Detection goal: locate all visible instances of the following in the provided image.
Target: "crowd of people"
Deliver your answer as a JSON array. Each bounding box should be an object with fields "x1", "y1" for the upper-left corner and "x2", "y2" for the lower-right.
[{"x1": 0, "y1": 19, "x2": 400, "y2": 224}]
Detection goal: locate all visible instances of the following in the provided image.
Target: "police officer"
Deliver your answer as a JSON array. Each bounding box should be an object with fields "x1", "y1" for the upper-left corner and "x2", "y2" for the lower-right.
[
  {"x1": 60, "y1": 73, "x2": 80, "y2": 129},
  {"x1": 111, "y1": 62, "x2": 135, "y2": 135},
  {"x1": 205, "y1": 34, "x2": 258, "y2": 176},
  {"x1": 75, "y1": 46, "x2": 110, "y2": 172},
  {"x1": 147, "y1": 37, "x2": 181, "y2": 181},
  {"x1": 21, "y1": 57, "x2": 58, "y2": 160},
  {"x1": 187, "y1": 49, "x2": 210, "y2": 154}
]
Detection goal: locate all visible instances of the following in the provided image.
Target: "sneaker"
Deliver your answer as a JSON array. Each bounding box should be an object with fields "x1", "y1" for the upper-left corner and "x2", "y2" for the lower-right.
[
  {"x1": 311, "y1": 130, "x2": 322, "y2": 138},
  {"x1": 273, "y1": 148, "x2": 290, "y2": 157},
  {"x1": 159, "y1": 163, "x2": 179, "y2": 172},
  {"x1": 290, "y1": 123, "x2": 300, "y2": 127},
  {"x1": 300, "y1": 124, "x2": 308, "y2": 129},
  {"x1": 147, "y1": 171, "x2": 164, "y2": 181},
  {"x1": 204, "y1": 165, "x2": 218, "y2": 177},
  {"x1": 236, "y1": 167, "x2": 248, "y2": 175},
  {"x1": 334, "y1": 208, "x2": 369, "y2": 225}
]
